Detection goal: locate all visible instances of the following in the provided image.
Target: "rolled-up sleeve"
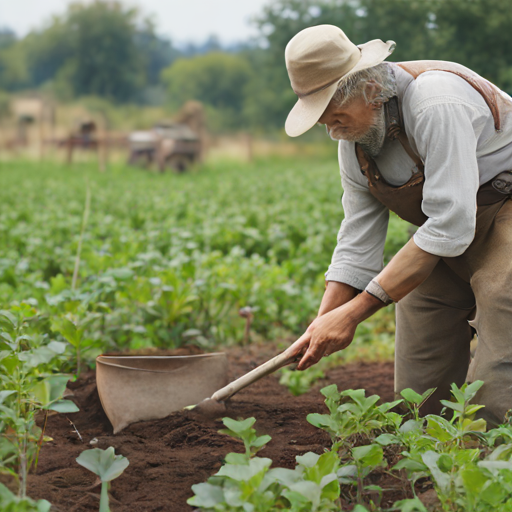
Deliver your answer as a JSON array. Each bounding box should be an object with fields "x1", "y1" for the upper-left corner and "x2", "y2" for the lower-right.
[
  {"x1": 325, "y1": 142, "x2": 389, "y2": 290},
  {"x1": 410, "y1": 102, "x2": 482, "y2": 257}
]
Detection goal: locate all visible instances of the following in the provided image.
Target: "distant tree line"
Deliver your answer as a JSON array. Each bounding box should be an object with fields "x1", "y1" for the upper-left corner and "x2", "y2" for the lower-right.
[{"x1": 1, "y1": 0, "x2": 512, "y2": 132}]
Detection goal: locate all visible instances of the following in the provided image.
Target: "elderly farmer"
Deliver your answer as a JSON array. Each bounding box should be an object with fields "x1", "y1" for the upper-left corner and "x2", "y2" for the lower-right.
[{"x1": 283, "y1": 25, "x2": 512, "y2": 425}]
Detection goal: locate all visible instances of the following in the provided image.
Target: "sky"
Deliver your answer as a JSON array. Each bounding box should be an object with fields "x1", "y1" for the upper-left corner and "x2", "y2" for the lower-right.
[{"x1": 0, "y1": 0, "x2": 272, "y2": 45}]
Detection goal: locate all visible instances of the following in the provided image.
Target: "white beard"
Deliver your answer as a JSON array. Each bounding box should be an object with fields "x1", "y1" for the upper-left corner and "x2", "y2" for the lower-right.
[{"x1": 327, "y1": 108, "x2": 387, "y2": 158}]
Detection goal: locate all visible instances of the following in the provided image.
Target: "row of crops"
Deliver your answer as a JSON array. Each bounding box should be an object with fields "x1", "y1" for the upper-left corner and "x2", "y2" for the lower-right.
[
  {"x1": 4, "y1": 297, "x2": 512, "y2": 511},
  {"x1": 5, "y1": 157, "x2": 510, "y2": 511},
  {"x1": 0, "y1": 156, "x2": 404, "y2": 509},
  {"x1": 189, "y1": 382, "x2": 512, "y2": 512},
  {"x1": 1, "y1": 157, "x2": 407, "y2": 356}
]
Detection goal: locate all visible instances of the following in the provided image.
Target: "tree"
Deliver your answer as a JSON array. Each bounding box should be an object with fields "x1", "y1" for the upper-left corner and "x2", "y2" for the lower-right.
[
  {"x1": 433, "y1": 0, "x2": 512, "y2": 92},
  {"x1": 0, "y1": 28, "x2": 16, "y2": 50},
  {"x1": 23, "y1": 19, "x2": 74, "y2": 88},
  {"x1": 134, "y1": 20, "x2": 179, "y2": 86},
  {"x1": 250, "y1": 0, "x2": 512, "y2": 129},
  {"x1": 64, "y1": 1, "x2": 144, "y2": 101},
  {"x1": 0, "y1": 44, "x2": 29, "y2": 91},
  {"x1": 0, "y1": 1, "x2": 180, "y2": 102},
  {"x1": 162, "y1": 52, "x2": 253, "y2": 129}
]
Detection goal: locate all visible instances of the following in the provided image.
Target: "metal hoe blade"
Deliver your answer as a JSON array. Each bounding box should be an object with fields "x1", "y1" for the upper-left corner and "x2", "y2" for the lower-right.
[{"x1": 96, "y1": 353, "x2": 229, "y2": 433}]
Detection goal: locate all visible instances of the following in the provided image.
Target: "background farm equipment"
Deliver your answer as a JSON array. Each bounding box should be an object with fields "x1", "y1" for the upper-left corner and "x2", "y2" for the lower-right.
[{"x1": 128, "y1": 121, "x2": 201, "y2": 172}]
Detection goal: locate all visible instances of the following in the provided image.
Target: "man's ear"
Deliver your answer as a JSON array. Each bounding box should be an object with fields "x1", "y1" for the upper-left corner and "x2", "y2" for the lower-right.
[{"x1": 363, "y1": 80, "x2": 385, "y2": 107}]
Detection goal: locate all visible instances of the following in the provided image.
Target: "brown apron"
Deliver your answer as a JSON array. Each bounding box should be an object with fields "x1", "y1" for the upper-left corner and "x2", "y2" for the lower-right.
[{"x1": 355, "y1": 60, "x2": 512, "y2": 226}]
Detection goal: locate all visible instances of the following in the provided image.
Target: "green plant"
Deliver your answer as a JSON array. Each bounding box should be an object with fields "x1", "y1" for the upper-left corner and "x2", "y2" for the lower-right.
[
  {"x1": 340, "y1": 443, "x2": 386, "y2": 506},
  {"x1": 400, "y1": 387, "x2": 436, "y2": 423},
  {"x1": 0, "y1": 482, "x2": 51, "y2": 512},
  {"x1": 279, "y1": 365, "x2": 325, "y2": 396},
  {"x1": 274, "y1": 450, "x2": 341, "y2": 511},
  {"x1": 189, "y1": 381, "x2": 512, "y2": 511},
  {"x1": 188, "y1": 417, "x2": 342, "y2": 511},
  {"x1": 76, "y1": 447, "x2": 129, "y2": 512},
  {"x1": 440, "y1": 381, "x2": 487, "y2": 435},
  {"x1": 307, "y1": 385, "x2": 402, "y2": 445},
  {"x1": 219, "y1": 417, "x2": 272, "y2": 460},
  {"x1": 51, "y1": 312, "x2": 100, "y2": 376},
  {"x1": 0, "y1": 305, "x2": 78, "y2": 500}
]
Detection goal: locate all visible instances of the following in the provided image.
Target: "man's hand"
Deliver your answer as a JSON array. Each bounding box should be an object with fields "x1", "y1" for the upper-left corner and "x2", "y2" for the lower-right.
[
  {"x1": 285, "y1": 304, "x2": 358, "y2": 370},
  {"x1": 285, "y1": 291, "x2": 384, "y2": 370},
  {"x1": 286, "y1": 238, "x2": 440, "y2": 372}
]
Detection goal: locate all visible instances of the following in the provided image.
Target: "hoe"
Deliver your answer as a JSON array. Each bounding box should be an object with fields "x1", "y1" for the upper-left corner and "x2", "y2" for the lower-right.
[{"x1": 96, "y1": 351, "x2": 298, "y2": 433}]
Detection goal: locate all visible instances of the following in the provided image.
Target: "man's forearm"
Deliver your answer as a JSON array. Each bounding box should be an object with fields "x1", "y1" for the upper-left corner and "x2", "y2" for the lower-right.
[
  {"x1": 318, "y1": 281, "x2": 358, "y2": 316},
  {"x1": 337, "y1": 238, "x2": 440, "y2": 324},
  {"x1": 376, "y1": 237, "x2": 440, "y2": 301},
  {"x1": 289, "y1": 238, "x2": 441, "y2": 370}
]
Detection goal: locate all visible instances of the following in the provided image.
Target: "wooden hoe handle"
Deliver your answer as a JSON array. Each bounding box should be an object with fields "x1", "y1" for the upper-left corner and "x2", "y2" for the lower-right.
[{"x1": 210, "y1": 351, "x2": 298, "y2": 402}]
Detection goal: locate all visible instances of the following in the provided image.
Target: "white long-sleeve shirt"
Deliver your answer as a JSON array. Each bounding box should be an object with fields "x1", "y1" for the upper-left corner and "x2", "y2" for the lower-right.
[{"x1": 325, "y1": 63, "x2": 512, "y2": 290}]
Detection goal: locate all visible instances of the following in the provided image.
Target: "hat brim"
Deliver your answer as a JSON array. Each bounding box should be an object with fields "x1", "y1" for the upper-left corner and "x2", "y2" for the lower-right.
[{"x1": 285, "y1": 39, "x2": 396, "y2": 137}]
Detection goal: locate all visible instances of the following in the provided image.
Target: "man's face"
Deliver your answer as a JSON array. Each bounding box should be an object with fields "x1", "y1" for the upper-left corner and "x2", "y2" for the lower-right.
[{"x1": 317, "y1": 94, "x2": 386, "y2": 157}]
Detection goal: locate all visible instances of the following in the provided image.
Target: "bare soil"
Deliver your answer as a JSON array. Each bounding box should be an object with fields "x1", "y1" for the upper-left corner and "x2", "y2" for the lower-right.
[{"x1": 26, "y1": 345, "x2": 396, "y2": 511}]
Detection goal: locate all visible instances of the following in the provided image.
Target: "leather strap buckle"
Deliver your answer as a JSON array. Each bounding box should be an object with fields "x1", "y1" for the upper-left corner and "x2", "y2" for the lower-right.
[{"x1": 492, "y1": 171, "x2": 512, "y2": 195}]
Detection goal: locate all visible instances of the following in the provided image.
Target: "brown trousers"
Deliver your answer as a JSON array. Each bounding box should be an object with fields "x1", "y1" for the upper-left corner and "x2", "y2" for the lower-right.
[{"x1": 395, "y1": 198, "x2": 512, "y2": 425}]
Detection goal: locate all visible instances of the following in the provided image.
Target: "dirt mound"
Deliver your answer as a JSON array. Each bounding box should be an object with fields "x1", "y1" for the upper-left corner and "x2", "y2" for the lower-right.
[{"x1": 26, "y1": 346, "x2": 394, "y2": 511}]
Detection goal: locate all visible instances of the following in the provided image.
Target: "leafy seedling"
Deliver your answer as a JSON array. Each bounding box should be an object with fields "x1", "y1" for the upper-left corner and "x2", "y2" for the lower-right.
[
  {"x1": 279, "y1": 365, "x2": 325, "y2": 396},
  {"x1": 30, "y1": 374, "x2": 79, "y2": 414},
  {"x1": 308, "y1": 385, "x2": 402, "y2": 444},
  {"x1": 0, "y1": 306, "x2": 78, "y2": 500},
  {"x1": 76, "y1": 447, "x2": 129, "y2": 512},
  {"x1": 219, "y1": 417, "x2": 271, "y2": 460},
  {"x1": 51, "y1": 313, "x2": 99, "y2": 376},
  {"x1": 440, "y1": 380, "x2": 486, "y2": 433},
  {"x1": 400, "y1": 387, "x2": 436, "y2": 422}
]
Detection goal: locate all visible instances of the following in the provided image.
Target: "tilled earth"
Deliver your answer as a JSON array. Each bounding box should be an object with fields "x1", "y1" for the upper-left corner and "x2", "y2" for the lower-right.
[{"x1": 25, "y1": 345, "x2": 395, "y2": 511}]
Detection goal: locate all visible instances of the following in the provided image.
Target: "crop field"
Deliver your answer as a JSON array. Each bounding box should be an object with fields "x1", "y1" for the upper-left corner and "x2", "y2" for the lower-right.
[{"x1": 2, "y1": 157, "x2": 512, "y2": 511}]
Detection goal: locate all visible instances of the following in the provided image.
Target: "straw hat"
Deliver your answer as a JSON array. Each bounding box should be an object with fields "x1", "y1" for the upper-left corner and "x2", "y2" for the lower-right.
[{"x1": 285, "y1": 25, "x2": 396, "y2": 137}]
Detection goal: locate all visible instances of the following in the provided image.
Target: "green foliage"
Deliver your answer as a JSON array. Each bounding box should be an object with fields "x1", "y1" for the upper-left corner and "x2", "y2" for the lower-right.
[
  {"x1": 0, "y1": 157, "x2": 405, "y2": 357},
  {"x1": 162, "y1": 52, "x2": 253, "y2": 130},
  {"x1": 219, "y1": 417, "x2": 272, "y2": 459},
  {"x1": 305, "y1": 382, "x2": 512, "y2": 510},
  {"x1": 76, "y1": 447, "x2": 129, "y2": 512},
  {"x1": 0, "y1": 1, "x2": 178, "y2": 101},
  {"x1": 192, "y1": 392, "x2": 512, "y2": 511},
  {"x1": 307, "y1": 385, "x2": 402, "y2": 444},
  {"x1": 0, "y1": 89, "x2": 11, "y2": 119},
  {"x1": 51, "y1": 312, "x2": 100, "y2": 376},
  {"x1": 0, "y1": 43, "x2": 29, "y2": 90},
  {"x1": 64, "y1": 2, "x2": 144, "y2": 100},
  {"x1": 0, "y1": 304, "x2": 76, "y2": 503},
  {"x1": 188, "y1": 417, "x2": 342, "y2": 511},
  {"x1": 440, "y1": 381, "x2": 486, "y2": 434},
  {"x1": 400, "y1": 387, "x2": 436, "y2": 422},
  {"x1": 0, "y1": 482, "x2": 50, "y2": 512},
  {"x1": 279, "y1": 365, "x2": 325, "y2": 396}
]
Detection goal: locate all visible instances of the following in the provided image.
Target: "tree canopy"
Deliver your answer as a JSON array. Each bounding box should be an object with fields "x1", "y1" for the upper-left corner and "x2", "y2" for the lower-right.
[
  {"x1": 246, "y1": 0, "x2": 512, "y2": 131},
  {"x1": 0, "y1": 1, "x2": 178, "y2": 102},
  {"x1": 1, "y1": 0, "x2": 512, "y2": 131}
]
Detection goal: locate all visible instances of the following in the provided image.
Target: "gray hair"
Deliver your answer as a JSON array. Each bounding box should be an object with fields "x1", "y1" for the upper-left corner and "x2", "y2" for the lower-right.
[{"x1": 332, "y1": 63, "x2": 396, "y2": 107}]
